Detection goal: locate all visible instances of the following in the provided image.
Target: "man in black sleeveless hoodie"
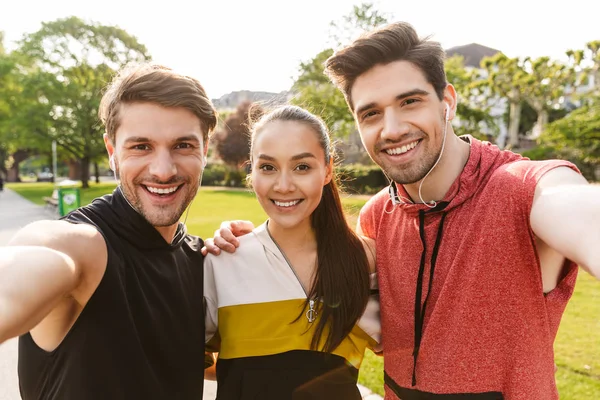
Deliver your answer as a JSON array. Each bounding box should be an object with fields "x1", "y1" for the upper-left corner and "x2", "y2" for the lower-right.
[{"x1": 0, "y1": 63, "x2": 218, "y2": 399}]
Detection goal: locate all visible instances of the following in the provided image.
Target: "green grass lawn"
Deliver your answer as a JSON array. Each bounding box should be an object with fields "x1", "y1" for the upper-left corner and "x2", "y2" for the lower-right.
[{"x1": 7, "y1": 182, "x2": 600, "y2": 398}]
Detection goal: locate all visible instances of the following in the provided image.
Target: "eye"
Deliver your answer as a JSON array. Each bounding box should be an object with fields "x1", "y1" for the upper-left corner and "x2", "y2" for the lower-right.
[
  {"x1": 361, "y1": 110, "x2": 378, "y2": 121},
  {"x1": 258, "y1": 164, "x2": 276, "y2": 172},
  {"x1": 175, "y1": 142, "x2": 195, "y2": 149},
  {"x1": 131, "y1": 144, "x2": 150, "y2": 151},
  {"x1": 403, "y1": 98, "x2": 420, "y2": 106},
  {"x1": 295, "y1": 164, "x2": 310, "y2": 172}
]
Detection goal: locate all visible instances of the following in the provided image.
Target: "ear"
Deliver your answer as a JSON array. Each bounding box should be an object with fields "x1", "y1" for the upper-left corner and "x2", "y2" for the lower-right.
[
  {"x1": 442, "y1": 84, "x2": 458, "y2": 121},
  {"x1": 202, "y1": 138, "x2": 209, "y2": 165},
  {"x1": 103, "y1": 133, "x2": 115, "y2": 160},
  {"x1": 324, "y1": 157, "x2": 333, "y2": 186}
]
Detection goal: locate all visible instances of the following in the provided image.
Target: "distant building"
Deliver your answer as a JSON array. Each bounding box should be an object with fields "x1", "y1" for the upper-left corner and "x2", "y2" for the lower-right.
[
  {"x1": 211, "y1": 90, "x2": 292, "y2": 111},
  {"x1": 445, "y1": 43, "x2": 502, "y2": 68}
]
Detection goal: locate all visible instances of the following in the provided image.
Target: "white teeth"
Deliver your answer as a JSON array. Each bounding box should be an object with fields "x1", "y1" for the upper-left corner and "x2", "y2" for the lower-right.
[
  {"x1": 386, "y1": 140, "x2": 418, "y2": 155},
  {"x1": 274, "y1": 200, "x2": 300, "y2": 207},
  {"x1": 146, "y1": 186, "x2": 179, "y2": 194}
]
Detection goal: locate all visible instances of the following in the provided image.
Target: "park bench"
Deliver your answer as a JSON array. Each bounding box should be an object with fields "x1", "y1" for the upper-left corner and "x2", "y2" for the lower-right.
[{"x1": 43, "y1": 189, "x2": 59, "y2": 210}]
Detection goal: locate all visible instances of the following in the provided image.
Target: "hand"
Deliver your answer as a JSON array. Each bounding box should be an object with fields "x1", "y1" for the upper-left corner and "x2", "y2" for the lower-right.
[{"x1": 201, "y1": 220, "x2": 255, "y2": 256}]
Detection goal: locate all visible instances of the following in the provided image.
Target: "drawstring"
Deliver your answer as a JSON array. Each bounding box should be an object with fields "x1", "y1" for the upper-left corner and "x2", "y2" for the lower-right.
[{"x1": 412, "y1": 205, "x2": 448, "y2": 386}]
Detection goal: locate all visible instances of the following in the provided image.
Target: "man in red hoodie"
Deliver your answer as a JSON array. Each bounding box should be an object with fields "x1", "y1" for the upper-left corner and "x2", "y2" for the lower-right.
[{"x1": 206, "y1": 22, "x2": 599, "y2": 400}]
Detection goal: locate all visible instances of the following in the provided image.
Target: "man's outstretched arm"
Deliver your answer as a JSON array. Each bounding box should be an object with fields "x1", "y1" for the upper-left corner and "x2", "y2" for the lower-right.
[
  {"x1": 0, "y1": 220, "x2": 104, "y2": 344},
  {"x1": 530, "y1": 167, "x2": 600, "y2": 279}
]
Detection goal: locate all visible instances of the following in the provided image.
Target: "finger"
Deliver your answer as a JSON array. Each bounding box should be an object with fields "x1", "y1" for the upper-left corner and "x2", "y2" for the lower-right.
[
  {"x1": 231, "y1": 220, "x2": 254, "y2": 235},
  {"x1": 220, "y1": 220, "x2": 234, "y2": 230},
  {"x1": 218, "y1": 228, "x2": 240, "y2": 248},
  {"x1": 213, "y1": 236, "x2": 237, "y2": 253},
  {"x1": 202, "y1": 239, "x2": 221, "y2": 256}
]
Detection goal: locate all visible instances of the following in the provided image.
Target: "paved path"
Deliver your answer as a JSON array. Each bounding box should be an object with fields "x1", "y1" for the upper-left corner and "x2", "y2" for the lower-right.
[
  {"x1": 0, "y1": 188, "x2": 57, "y2": 400},
  {"x1": 0, "y1": 187, "x2": 381, "y2": 399}
]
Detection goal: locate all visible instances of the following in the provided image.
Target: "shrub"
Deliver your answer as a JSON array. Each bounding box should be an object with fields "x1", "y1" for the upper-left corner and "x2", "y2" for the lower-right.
[{"x1": 336, "y1": 164, "x2": 387, "y2": 195}]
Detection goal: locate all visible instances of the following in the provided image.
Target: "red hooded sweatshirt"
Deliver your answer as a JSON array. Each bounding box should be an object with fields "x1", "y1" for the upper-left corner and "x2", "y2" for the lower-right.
[{"x1": 359, "y1": 137, "x2": 579, "y2": 400}]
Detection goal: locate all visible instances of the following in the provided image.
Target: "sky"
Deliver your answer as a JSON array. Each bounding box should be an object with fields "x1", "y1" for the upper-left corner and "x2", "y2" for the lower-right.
[{"x1": 1, "y1": 0, "x2": 598, "y2": 99}]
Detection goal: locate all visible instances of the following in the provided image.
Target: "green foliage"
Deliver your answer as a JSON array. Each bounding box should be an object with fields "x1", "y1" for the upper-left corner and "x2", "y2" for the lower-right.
[
  {"x1": 328, "y1": 2, "x2": 390, "y2": 47},
  {"x1": 202, "y1": 163, "x2": 229, "y2": 186},
  {"x1": 536, "y1": 100, "x2": 600, "y2": 180},
  {"x1": 291, "y1": 49, "x2": 356, "y2": 138},
  {"x1": 6, "y1": 16, "x2": 150, "y2": 187},
  {"x1": 336, "y1": 163, "x2": 387, "y2": 195},
  {"x1": 291, "y1": 3, "x2": 389, "y2": 139},
  {"x1": 445, "y1": 55, "x2": 498, "y2": 139}
]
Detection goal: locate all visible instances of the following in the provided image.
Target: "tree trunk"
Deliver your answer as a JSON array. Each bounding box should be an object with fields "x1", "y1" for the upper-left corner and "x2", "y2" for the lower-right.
[
  {"x1": 7, "y1": 163, "x2": 20, "y2": 182},
  {"x1": 7, "y1": 150, "x2": 32, "y2": 182},
  {"x1": 80, "y1": 156, "x2": 90, "y2": 189},
  {"x1": 68, "y1": 160, "x2": 79, "y2": 180},
  {"x1": 537, "y1": 109, "x2": 549, "y2": 133},
  {"x1": 94, "y1": 162, "x2": 100, "y2": 184},
  {"x1": 507, "y1": 100, "x2": 522, "y2": 149}
]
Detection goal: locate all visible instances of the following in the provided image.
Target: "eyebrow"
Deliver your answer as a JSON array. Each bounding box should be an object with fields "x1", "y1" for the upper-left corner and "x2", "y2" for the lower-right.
[
  {"x1": 257, "y1": 152, "x2": 316, "y2": 161},
  {"x1": 123, "y1": 135, "x2": 201, "y2": 145},
  {"x1": 355, "y1": 89, "x2": 431, "y2": 116}
]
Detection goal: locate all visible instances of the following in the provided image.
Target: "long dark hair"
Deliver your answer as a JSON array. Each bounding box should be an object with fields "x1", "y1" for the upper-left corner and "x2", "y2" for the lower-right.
[{"x1": 250, "y1": 105, "x2": 370, "y2": 353}]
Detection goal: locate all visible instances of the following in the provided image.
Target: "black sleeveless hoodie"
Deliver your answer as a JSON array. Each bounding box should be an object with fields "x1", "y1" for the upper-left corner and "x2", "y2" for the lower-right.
[{"x1": 18, "y1": 187, "x2": 206, "y2": 400}]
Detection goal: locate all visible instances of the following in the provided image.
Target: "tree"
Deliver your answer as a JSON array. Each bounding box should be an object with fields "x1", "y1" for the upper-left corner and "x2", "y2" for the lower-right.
[
  {"x1": 291, "y1": 3, "x2": 389, "y2": 140},
  {"x1": 535, "y1": 97, "x2": 600, "y2": 181},
  {"x1": 213, "y1": 101, "x2": 254, "y2": 182},
  {"x1": 584, "y1": 40, "x2": 600, "y2": 94},
  {"x1": 480, "y1": 53, "x2": 528, "y2": 148},
  {"x1": 328, "y1": 2, "x2": 390, "y2": 48},
  {"x1": 0, "y1": 33, "x2": 55, "y2": 181},
  {"x1": 521, "y1": 56, "x2": 575, "y2": 136},
  {"x1": 15, "y1": 16, "x2": 151, "y2": 187},
  {"x1": 291, "y1": 49, "x2": 356, "y2": 138},
  {"x1": 444, "y1": 55, "x2": 498, "y2": 140}
]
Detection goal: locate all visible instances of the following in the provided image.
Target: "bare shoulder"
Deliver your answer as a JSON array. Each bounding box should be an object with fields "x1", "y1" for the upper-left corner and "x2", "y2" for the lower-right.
[
  {"x1": 359, "y1": 236, "x2": 377, "y2": 273},
  {"x1": 535, "y1": 166, "x2": 588, "y2": 195},
  {"x1": 9, "y1": 220, "x2": 107, "y2": 278}
]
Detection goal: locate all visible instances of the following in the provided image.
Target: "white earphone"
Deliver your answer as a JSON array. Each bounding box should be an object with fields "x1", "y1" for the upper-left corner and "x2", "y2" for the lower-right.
[
  {"x1": 109, "y1": 156, "x2": 116, "y2": 171},
  {"x1": 387, "y1": 103, "x2": 451, "y2": 210}
]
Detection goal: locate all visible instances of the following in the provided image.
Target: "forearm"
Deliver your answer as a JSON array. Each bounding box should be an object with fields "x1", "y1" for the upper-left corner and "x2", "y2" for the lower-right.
[
  {"x1": 204, "y1": 352, "x2": 217, "y2": 380},
  {"x1": 0, "y1": 246, "x2": 78, "y2": 343},
  {"x1": 531, "y1": 183, "x2": 600, "y2": 279}
]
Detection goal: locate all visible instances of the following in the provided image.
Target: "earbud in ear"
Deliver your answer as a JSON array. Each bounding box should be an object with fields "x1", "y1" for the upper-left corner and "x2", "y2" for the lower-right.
[
  {"x1": 109, "y1": 156, "x2": 115, "y2": 171},
  {"x1": 445, "y1": 104, "x2": 450, "y2": 123},
  {"x1": 202, "y1": 157, "x2": 208, "y2": 168}
]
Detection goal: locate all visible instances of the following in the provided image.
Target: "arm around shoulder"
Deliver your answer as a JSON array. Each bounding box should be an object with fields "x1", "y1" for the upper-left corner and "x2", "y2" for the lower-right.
[
  {"x1": 530, "y1": 166, "x2": 600, "y2": 278},
  {"x1": 0, "y1": 220, "x2": 106, "y2": 343}
]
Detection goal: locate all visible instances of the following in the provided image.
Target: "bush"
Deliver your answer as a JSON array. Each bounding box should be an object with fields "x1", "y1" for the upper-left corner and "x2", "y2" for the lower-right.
[
  {"x1": 224, "y1": 168, "x2": 247, "y2": 187},
  {"x1": 204, "y1": 162, "x2": 386, "y2": 193},
  {"x1": 202, "y1": 163, "x2": 228, "y2": 186},
  {"x1": 336, "y1": 164, "x2": 387, "y2": 195}
]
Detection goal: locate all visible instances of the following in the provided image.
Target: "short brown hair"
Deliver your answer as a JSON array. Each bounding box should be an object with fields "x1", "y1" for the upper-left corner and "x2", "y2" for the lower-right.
[
  {"x1": 99, "y1": 64, "x2": 218, "y2": 144},
  {"x1": 324, "y1": 22, "x2": 447, "y2": 110}
]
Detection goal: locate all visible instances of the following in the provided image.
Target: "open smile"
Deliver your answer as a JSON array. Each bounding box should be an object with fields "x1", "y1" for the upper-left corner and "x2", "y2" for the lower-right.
[
  {"x1": 384, "y1": 139, "x2": 421, "y2": 156},
  {"x1": 271, "y1": 199, "x2": 303, "y2": 208},
  {"x1": 143, "y1": 184, "x2": 184, "y2": 197}
]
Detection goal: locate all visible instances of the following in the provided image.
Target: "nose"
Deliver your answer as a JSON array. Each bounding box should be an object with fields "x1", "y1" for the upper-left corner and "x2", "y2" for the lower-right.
[
  {"x1": 381, "y1": 109, "x2": 409, "y2": 141},
  {"x1": 274, "y1": 171, "x2": 295, "y2": 193},
  {"x1": 149, "y1": 150, "x2": 177, "y2": 182}
]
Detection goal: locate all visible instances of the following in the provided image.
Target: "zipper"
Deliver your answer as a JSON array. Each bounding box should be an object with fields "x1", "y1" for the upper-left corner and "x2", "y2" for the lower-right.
[{"x1": 266, "y1": 225, "x2": 317, "y2": 323}]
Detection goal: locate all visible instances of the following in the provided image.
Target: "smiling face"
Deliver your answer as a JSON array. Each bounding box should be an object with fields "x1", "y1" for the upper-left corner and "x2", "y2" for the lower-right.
[
  {"x1": 250, "y1": 120, "x2": 332, "y2": 233},
  {"x1": 351, "y1": 60, "x2": 454, "y2": 185},
  {"x1": 104, "y1": 102, "x2": 207, "y2": 229}
]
